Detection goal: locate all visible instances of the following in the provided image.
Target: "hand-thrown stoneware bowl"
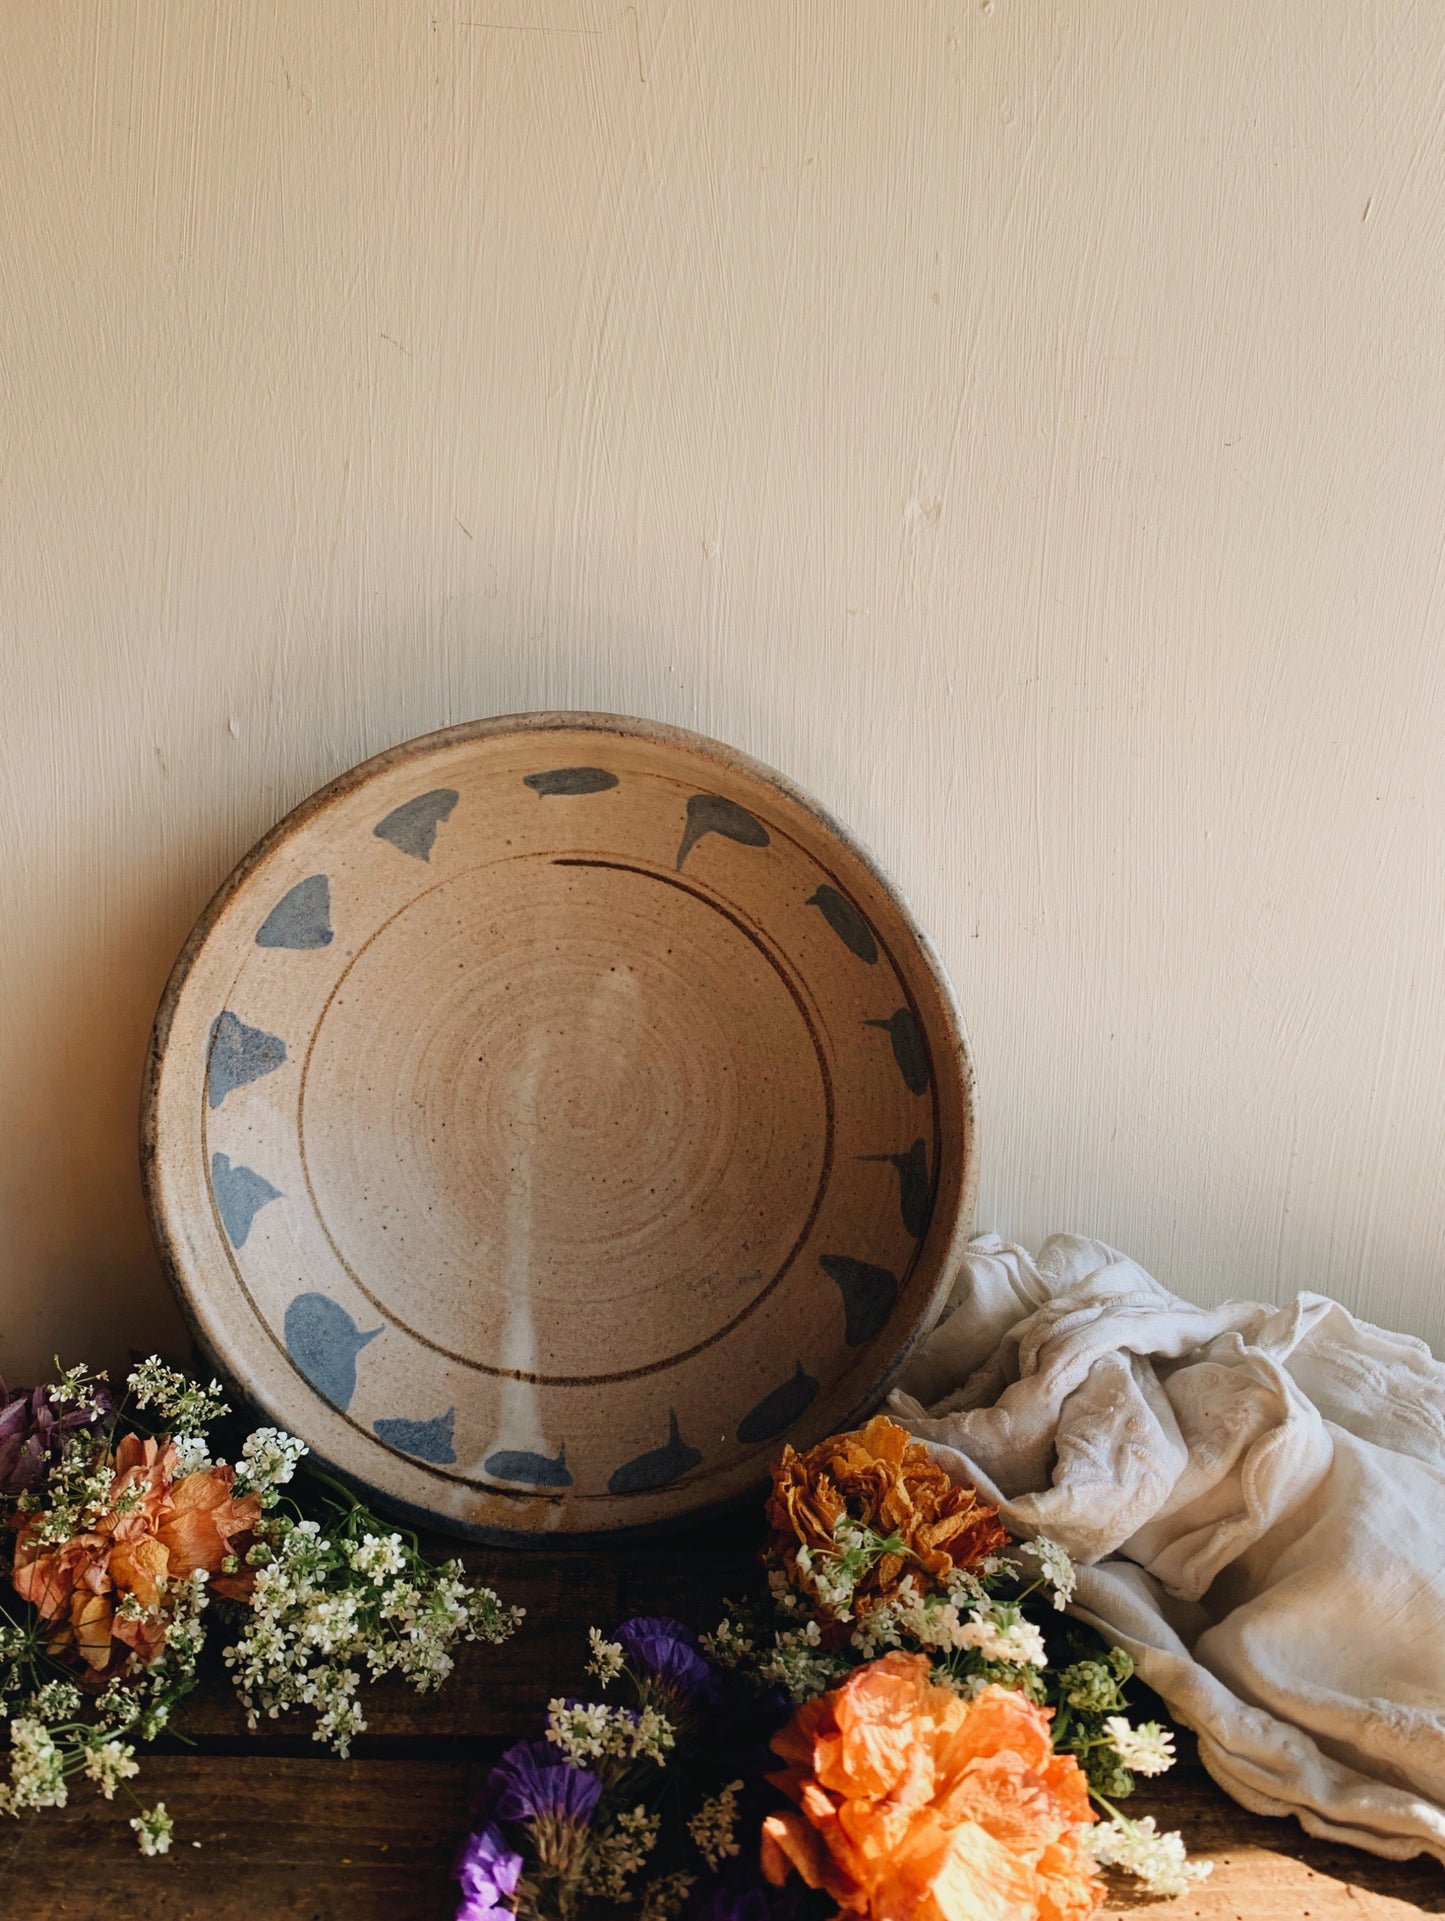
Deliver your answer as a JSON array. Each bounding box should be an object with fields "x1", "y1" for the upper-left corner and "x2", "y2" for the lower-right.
[{"x1": 142, "y1": 713, "x2": 977, "y2": 1540}]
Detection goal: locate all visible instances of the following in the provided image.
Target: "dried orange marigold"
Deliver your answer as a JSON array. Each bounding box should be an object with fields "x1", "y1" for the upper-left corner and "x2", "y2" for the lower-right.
[
  {"x1": 765, "y1": 1415, "x2": 1008, "y2": 1618},
  {"x1": 11, "y1": 1434, "x2": 261, "y2": 1677},
  {"x1": 761, "y1": 1651, "x2": 1102, "y2": 1921}
]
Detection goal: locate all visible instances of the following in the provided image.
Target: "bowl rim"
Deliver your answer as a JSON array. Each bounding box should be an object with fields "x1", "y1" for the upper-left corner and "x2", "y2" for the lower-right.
[{"x1": 140, "y1": 709, "x2": 979, "y2": 1538}]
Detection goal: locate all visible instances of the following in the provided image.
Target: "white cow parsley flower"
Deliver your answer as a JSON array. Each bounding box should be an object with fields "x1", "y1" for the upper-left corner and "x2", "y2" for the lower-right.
[
  {"x1": 1086, "y1": 1814, "x2": 1212, "y2": 1895},
  {"x1": 587, "y1": 1627, "x2": 626, "y2": 1683},
  {"x1": 758, "y1": 1621, "x2": 847, "y2": 1702},
  {"x1": 637, "y1": 1870, "x2": 696, "y2": 1919},
  {"x1": 234, "y1": 1427, "x2": 308, "y2": 1500},
  {"x1": 688, "y1": 1779, "x2": 744, "y2": 1870},
  {"x1": 82, "y1": 1739, "x2": 140, "y2": 1800},
  {"x1": 699, "y1": 1617, "x2": 755, "y2": 1667},
  {"x1": 5, "y1": 1718, "x2": 68, "y2": 1811},
  {"x1": 130, "y1": 1801, "x2": 175, "y2": 1856},
  {"x1": 951, "y1": 1606, "x2": 1048, "y2": 1668},
  {"x1": 126, "y1": 1358, "x2": 228, "y2": 1433},
  {"x1": 581, "y1": 1804, "x2": 661, "y2": 1900},
  {"x1": 1022, "y1": 1535, "x2": 1077, "y2": 1610},
  {"x1": 1103, "y1": 1715, "x2": 1177, "y2": 1776},
  {"x1": 223, "y1": 1512, "x2": 519, "y2": 1754},
  {"x1": 546, "y1": 1698, "x2": 675, "y2": 1768},
  {"x1": 170, "y1": 1433, "x2": 214, "y2": 1475}
]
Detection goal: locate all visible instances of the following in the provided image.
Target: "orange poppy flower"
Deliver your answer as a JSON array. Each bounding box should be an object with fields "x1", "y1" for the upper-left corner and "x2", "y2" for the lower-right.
[
  {"x1": 11, "y1": 1434, "x2": 261, "y2": 1678},
  {"x1": 761, "y1": 1652, "x2": 1101, "y2": 1920}
]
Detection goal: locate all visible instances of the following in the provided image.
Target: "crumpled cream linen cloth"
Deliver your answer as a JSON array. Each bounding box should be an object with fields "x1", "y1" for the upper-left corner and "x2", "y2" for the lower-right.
[{"x1": 887, "y1": 1233, "x2": 1445, "y2": 1864}]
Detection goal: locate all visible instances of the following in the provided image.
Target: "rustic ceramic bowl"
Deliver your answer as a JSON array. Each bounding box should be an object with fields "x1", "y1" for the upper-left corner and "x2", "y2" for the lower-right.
[{"x1": 143, "y1": 714, "x2": 977, "y2": 1539}]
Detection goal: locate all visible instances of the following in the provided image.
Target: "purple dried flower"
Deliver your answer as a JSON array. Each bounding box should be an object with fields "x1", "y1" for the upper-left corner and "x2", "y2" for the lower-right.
[
  {"x1": 615, "y1": 1615, "x2": 721, "y2": 1704},
  {"x1": 489, "y1": 1738, "x2": 602, "y2": 1827},
  {"x1": 455, "y1": 1822, "x2": 524, "y2": 1917},
  {"x1": 0, "y1": 1375, "x2": 112, "y2": 1499}
]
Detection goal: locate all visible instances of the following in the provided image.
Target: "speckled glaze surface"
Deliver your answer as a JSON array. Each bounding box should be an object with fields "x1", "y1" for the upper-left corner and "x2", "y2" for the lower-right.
[{"x1": 142, "y1": 714, "x2": 977, "y2": 1539}]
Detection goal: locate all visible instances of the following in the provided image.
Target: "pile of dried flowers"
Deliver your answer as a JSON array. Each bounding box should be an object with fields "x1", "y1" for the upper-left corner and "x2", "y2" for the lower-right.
[
  {"x1": 0, "y1": 1357, "x2": 521, "y2": 1850},
  {"x1": 453, "y1": 1415, "x2": 1209, "y2": 1919}
]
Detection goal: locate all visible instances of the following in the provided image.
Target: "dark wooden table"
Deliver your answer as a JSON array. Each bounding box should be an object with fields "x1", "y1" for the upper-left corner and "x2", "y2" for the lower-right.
[{"x1": 4, "y1": 1515, "x2": 1441, "y2": 1918}]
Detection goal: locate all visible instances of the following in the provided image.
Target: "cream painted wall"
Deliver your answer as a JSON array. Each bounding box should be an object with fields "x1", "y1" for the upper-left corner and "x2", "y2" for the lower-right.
[{"x1": 4, "y1": 1, "x2": 1445, "y2": 1381}]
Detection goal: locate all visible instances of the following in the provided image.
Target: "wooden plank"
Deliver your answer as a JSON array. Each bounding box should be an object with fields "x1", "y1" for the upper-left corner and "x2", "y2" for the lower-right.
[
  {"x1": 0, "y1": 1755, "x2": 476, "y2": 1920},
  {"x1": 2, "y1": 1752, "x2": 1442, "y2": 1921}
]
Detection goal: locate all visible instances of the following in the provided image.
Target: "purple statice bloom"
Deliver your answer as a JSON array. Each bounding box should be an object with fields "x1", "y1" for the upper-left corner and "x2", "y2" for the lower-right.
[
  {"x1": 488, "y1": 1738, "x2": 602, "y2": 1827},
  {"x1": 455, "y1": 1822, "x2": 524, "y2": 1917},
  {"x1": 615, "y1": 1616, "x2": 721, "y2": 1704},
  {"x1": 0, "y1": 1376, "x2": 112, "y2": 1499}
]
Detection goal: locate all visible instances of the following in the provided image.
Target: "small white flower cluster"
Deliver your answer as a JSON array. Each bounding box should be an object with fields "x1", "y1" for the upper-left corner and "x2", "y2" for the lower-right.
[
  {"x1": 546, "y1": 1697, "x2": 675, "y2": 1767},
  {"x1": 0, "y1": 1717, "x2": 68, "y2": 1814},
  {"x1": 49, "y1": 1362, "x2": 110, "y2": 1419},
  {"x1": 766, "y1": 1567, "x2": 805, "y2": 1615},
  {"x1": 757, "y1": 1618, "x2": 847, "y2": 1703},
  {"x1": 234, "y1": 1427, "x2": 308, "y2": 1503},
  {"x1": 346, "y1": 1531, "x2": 405, "y2": 1582},
  {"x1": 698, "y1": 1617, "x2": 755, "y2": 1668},
  {"x1": 28, "y1": 1452, "x2": 116, "y2": 1544},
  {"x1": 1022, "y1": 1535, "x2": 1077, "y2": 1611},
  {"x1": 950, "y1": 1604, "x2": 1049, "y2": 1669},
  {"x1": 1086, "y1": 1813, "x2": 1213, "y2": 1896},
  {"x1": 842, "y1": 1574, "x2": 1047, "y2": 1676},
  {"x1": 126, "y1": 1357, "x2": 229, "y2": 1434},
  {"x1": 29, "y1": 1679, "x2": 82, "y2": 1723},
  {"x1": 579, "y1": 1803, "x2": 661, "y2": 1901},
  {"x1": 586, "y1": 1626, "x2": 626, "y2": 1684},
  {"x1": 687, "y1": 1777, "x2": 744, "y2": 1871},
  {"x1": 637, "y1": 1869, "x2": 697, "y2": 1920},
  {"x1": 223, "y1": 1516, "x2": 521, "y2": 1755},
  {"x1": 1103, "y1": 1714, "x2": 1177, "y2": 1777},
  {"x1": 82, "y1": 1739, "x2": 140, "y2": 1801},
  {"x1": 129, "y1": 1801, "x2": 174, "y2": 1857},
  {"x1": 170, "y1": 1433, "x2": 214, "y2": 1475},
  {"x1": 794, "y1": 1540, "x2": 859, "y2": 1618}
]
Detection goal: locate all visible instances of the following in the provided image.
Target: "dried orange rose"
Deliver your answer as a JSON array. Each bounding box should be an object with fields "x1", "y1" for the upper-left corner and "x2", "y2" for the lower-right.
[
  {"x1": 761, "y1": 1652, "x2": 1101, "y2": 1921},
  {"x1": 11, "y1": 1434, "x2": 261, "y2": 1678},
  {"x1": 765, "y1": 1415, "x2": 1009, "y2": 1619}
]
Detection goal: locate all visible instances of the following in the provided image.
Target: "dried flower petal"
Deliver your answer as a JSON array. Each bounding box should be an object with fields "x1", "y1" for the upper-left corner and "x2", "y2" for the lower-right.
[
  {"x1": 761, "y1": 1651, "x2": 1102, "y2": 1920},
  {"x1": 10, "y1": 1440, "x2": 260, "y2": 1677},
  {"x1": 765, "y1": 1416, "x2": 1009, "y2": 1621}
]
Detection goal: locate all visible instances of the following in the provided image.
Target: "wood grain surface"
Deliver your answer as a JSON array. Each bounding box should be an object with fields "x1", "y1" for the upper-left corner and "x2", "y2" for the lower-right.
[{"x1": 3, "y1": 1519, "x2": 1440, "y2": 1918}]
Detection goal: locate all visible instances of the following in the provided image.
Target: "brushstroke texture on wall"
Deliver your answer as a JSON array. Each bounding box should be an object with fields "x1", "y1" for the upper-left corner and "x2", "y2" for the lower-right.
[{"x1": 3, "y1": 1, "x2": 1445, "y2": 1375}]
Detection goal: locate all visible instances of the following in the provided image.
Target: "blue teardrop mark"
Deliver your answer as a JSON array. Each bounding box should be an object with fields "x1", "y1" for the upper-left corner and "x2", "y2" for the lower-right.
[
  {"x1": 484, "y1": 1443, "x2": 573, "y2": 1488},
  {"x1": 865, "y1": 1008, "x2": 931, "y2": 1096},
  {"x1": 859, "y1": 1138, "x2": 933, "y2": 1238},
  {"x1": 819, "y1": 1254, "x2": 898, "y2": 1346},
  {"x1": 522, "y1": 767, "x2": 619, "y2": 798},
  {"x1": 207, "y1": 1011, "x2": 287, "y2": 1109},
  {"x1": 608, "y1": 1410, "x2": 702, "y2": 1494},
  {"x1": 675, "y1": 794, "x2": 770, "y2": 871},
  {"x1": 736, "y1": 1363, "x2": 819, "y2": 1446},
  {"x1": 210, "y1": 1152, "x2": 281, "y2": 1249},
  {"x1": 373, "y1": 788, "x2": 460, "y2": 862},
  {"x1": 806, "y1": 885, "x2": 878, "y2": 964},
  {"x1": 375, "y1": 1408, "x2": 457, "y2": 1465},
  {"x1": 256, "y1": 874, "x2": 334, "y2": 949},
  {"x1": 284, "y1": 1292, "x2": 382, "y2": 1413}
]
